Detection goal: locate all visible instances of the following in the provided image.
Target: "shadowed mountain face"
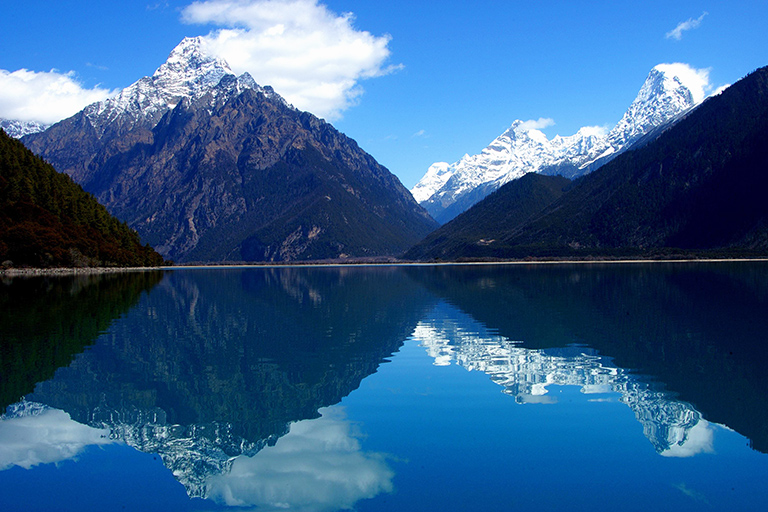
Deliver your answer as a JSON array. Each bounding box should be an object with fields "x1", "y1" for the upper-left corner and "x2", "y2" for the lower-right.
[
  {"x1": 406, "y1": 262, "x2": 768, "y2": 453},
  {"x1": 404, "y1": 173, "x2": 572, "y2": 260},
  {"x1": 22, "y1": 40, "x2": 436, "y2": 263},
  {"x1": 0, "y1": 271, "x2": 165, "y2": 409}
]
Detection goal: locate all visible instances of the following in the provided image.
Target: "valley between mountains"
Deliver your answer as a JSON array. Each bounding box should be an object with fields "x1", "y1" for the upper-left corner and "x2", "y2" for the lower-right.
[{"x1": 2, "y1": 37, "x2": 768, "y2": 266}]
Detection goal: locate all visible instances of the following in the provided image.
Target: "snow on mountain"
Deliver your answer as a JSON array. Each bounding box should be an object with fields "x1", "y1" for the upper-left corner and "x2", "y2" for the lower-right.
[
  {"x1": 5, "y1": 37, "x2": 291, "y2": 141},
  {"x1": 411, "y1": 162, "x2": 453, "y2": 203},
  {"x1": 81, "y1": 36, "x2": 288, "y2": 137},
  {"x1": 411, "y1": 303, "x2": 712, "y2": 455},
  {"x1": 0, "y1": 118, "x2": 50, "y2": 138},
  {"x1": 607, "y1": 63, "x2": 702, "y2": 149},
  {"x1": 413, "y1": 64, "x2": 704, "y2": 223}
]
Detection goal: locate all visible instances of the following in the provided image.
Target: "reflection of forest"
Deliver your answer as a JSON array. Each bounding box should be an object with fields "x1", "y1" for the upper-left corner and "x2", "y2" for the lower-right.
[
  {"x1": 25, "y1": 267, "x2": 436, "y2": 497},
  {"x1": 0, "y1": 271, "x2": 165, "y2": 409},
  {"x1": 406, "y1": 262, "x2": 768, "y2": 453}
]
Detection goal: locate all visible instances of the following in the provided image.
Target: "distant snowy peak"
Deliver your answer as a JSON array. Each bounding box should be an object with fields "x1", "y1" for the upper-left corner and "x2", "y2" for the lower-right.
[
  {"x1": 0, "y1": 119, "x2": 50, "y2": 138},
  {"x1": 412, "y1": 63, "x2": 704, "y2": 222},
  {"x1": 411, "y1": 162, "x2": 453, "y2": 203},
  {"x1": 608, "y1": 64, "x2": 699, "y2": 148},
  {"x1": 82, "y1": 36, "x2": 285, "y2": 136}
]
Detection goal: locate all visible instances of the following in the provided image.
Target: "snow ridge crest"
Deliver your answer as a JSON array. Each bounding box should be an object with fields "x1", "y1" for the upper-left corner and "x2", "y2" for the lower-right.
[
  {"x1": 413, "y1": 64, "x2": 709, "y2": 222},
  {"x1": 81, "y1": 37, "x2": 289, "y2": 136}
]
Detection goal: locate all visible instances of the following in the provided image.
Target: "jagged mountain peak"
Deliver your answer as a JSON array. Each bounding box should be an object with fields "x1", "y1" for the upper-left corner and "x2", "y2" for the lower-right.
[
  {"x1": 0, "y1": 118, "x2": 51, "y2": 139},
  {"x1": 608, "y1": 63, "x2": 700, "y2": 148},
  {"x1": 413, "y1": 63, "x2": 706, "y2": 224},
  {"x1": 81, "y1": 37, "x2": 255, "y2": 136},
  {"x1": 151, "y1": 37, "x2": 233, "y2": 99}
]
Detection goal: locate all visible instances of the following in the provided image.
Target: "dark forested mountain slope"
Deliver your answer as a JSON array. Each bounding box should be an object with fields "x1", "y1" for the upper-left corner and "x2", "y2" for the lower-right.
[
  {"x1": 408, "y1": 66, "x2": 768, "y2": 260},
  {"x1": 0, "y1": 130, "x2": 164, "y2": 267},
  {"x1": 404, "y1": 173, "x2": 571, "y2": 260}
]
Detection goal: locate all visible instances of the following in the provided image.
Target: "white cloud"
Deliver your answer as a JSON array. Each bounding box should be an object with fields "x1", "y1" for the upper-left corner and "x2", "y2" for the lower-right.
[
  {"x1": 666, "y1": 12, "x2": 708, "y2": 41},
  {"x1": 711, "y1": 83, "x2": 731, "y2": 96},
  {"x1": 655, "y1": 63, "x2": 712, "y2": 104},
  {"x1": 182, "y1": 0, "x2": 401, "y2": 120},
  {"x1": 577, "y1": 125, "x2": 609, "y2": 137},
  {"x1": 518, "y1": 117, "x2": 555, "y2": 131},
  {"x1": 0, "y1": 404, "x2": 115, "y2": 470},
  {"x1": 660, "y1": 420, "x2": 715, "y2": 458},
  {"x1": 205, "y1": 407, "x2": 394, "y2": 511},
  {"x1": 0, "y1": 69, "x2": 115, "y2": 124}
]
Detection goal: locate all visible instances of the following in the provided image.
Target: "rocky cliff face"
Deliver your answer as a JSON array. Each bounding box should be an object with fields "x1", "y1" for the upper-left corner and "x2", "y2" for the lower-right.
[{"x1": 23, "y1": 38, "x2": 436, "y2": 262}]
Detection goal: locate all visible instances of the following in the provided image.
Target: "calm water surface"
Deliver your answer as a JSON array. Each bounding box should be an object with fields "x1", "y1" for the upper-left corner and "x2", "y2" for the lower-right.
[{"x1": 1, "y1": 263, "x2": 767, "y2": 511}]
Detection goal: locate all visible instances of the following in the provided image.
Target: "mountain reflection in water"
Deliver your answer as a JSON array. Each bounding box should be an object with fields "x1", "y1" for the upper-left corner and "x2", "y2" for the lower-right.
[
  {"x1": 413, "y1": 302, "x2": 712, "y2": 457},
  {"x1": 21, "y1": 267, "x2": 434, "y2": 500},
  {"x1": 405, "y1": 262, "x2": 768, "y2": 453},
  {"x1": 1, "y1": 263, "x2": 767, "y2": 510}
]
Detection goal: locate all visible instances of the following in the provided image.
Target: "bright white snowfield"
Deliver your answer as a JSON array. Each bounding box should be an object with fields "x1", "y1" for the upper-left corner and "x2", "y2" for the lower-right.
[{"x1": 411, "y1": 64, "x2": 716, "y2": 221}]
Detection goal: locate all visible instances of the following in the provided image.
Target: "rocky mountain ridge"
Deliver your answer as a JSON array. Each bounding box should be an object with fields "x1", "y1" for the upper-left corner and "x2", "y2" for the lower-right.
[
  {"x1": 22, "y1": 38, "x2": 436, "y2": 262},
  {"x1": 412, "y1": 64, "x2": 708, "y2": 223},
  {"x1": 405, "y1": 65, "x2": 768, "y2": 261}
]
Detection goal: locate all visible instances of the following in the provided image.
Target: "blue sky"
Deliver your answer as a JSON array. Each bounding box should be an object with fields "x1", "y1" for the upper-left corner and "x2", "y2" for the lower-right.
[{"x1": 1, "y1": 1, "x2": 767, "y2": 188}]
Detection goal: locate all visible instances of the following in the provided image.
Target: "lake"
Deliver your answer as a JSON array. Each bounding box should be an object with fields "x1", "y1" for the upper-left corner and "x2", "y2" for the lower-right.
[{"x1": 1, "y1": 262, "x2": 767, "y2": 511}]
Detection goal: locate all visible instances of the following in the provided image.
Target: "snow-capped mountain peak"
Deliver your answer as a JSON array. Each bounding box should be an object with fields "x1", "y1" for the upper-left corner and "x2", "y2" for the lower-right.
[
  {"x1": 607, "y1": 63, "x2": 700, "y2": 148},
  {"x1": 0, "y1": 118, "x2": 51, "y2": 139},
  {"x1": 151, "y1": 36, "x2": 233, "y2": 104},
  {"x1": 83, "y1": 37, "x2": 253, "y2": 136},
  {"x1": 411, "y1": 162, "x2": 454, "y2": 203},
  {"x1": 413, "y1": 63, "x2": 706, "y2": 223}
]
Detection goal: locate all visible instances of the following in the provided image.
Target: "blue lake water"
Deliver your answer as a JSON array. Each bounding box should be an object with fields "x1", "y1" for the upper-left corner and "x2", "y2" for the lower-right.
[{"x1": 1, "y1": 262, "x2": 767, "y2": 511}]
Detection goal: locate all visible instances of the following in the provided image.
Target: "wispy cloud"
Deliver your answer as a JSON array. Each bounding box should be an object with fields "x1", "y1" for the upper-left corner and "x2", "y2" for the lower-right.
[
  {"x1": 0, "y1": 69, "x2": 115, "y2": 124},
  {"x1": 86, "y1": 62, "x2": 109, "y2": 71},
  {"x1": 666, "y1": 12, "x2": 708, "y2": 41},
  {"x1": 182, "y1": 0, "x2": 402, "y2": 120},
  {"x1": 518, "y1": 117, "x2": 555, "y2": 131},
  {"x1": 412, "y1": 129, "x2": 426, "y2": 138}
]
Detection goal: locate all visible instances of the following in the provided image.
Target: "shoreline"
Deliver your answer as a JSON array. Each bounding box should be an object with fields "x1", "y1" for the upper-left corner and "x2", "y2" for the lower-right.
[
  {"x1": 0, "y1": 266, "x2": 164, "y2": 278},
  {"x1": 4, "y1": 257, "x2": 768, "y2": 277},
  {"x1": 165, "y1": 257, "x2": 768, "y2": 270}
]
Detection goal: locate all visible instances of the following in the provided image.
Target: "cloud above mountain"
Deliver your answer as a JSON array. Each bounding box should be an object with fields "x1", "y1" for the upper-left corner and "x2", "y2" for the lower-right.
[
  {"x1": 182, "y1": 0, "x2": 401, "y2": 120},
  {"x1": 0, "y1": 405, "x2": 114, "y2": 470},
  {"x1": 0, "y1": 69, "x2": 115, "y2": 124},
  {"x1": 654, "y1": 62, "x2": 712, "y2": 103},
  {"x1": 518, "y1": 117, "x2": 555, "y2": 131}
]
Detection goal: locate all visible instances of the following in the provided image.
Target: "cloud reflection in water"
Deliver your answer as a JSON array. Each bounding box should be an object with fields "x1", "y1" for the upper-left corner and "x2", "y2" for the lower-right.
[
  {"x1": 205, "y1": 407, "x2": 394, "y2": 511},
  {"x1": 0, "y1": 402, "x2": 115, "y2": 470}
]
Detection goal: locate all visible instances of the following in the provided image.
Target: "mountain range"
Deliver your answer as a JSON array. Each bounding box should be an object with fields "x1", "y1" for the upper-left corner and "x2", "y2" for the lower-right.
[
  {"x1": 6, "y1": 37, "x2": 766, "y2": 264},
  {"x1": 20, "y1": 37, "x2": 436, "y2": 263},
  {"x1": 405, "y1": 65, "x2": 768, "y2": 260},
  {"x1": 412, "y1": 64, "x2": 708, "y2": 224}
]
